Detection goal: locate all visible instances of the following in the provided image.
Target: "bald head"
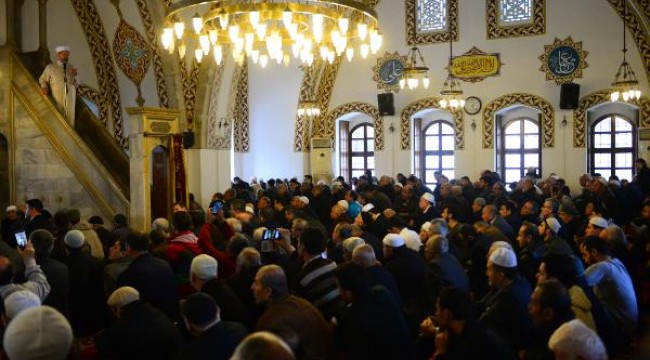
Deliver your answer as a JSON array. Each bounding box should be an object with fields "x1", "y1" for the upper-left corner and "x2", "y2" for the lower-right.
[
  {"x1": 258, "y1": 265, "x2": 288, "y2": 299},
  {"x1": 352, "y1": 244, "x2": 376, "y2": 267},
  {"x1": 231, "y1": 332, "x2": 295, "y2": 360}
]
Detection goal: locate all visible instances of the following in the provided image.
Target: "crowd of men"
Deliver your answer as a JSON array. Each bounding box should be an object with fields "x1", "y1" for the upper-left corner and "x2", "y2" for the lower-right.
[{"x1": 1, "y1": 160, "x2": 650, "y2": 359}]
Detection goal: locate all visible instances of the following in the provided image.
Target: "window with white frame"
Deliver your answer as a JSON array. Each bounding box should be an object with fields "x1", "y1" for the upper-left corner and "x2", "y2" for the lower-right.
[
  {"x1": 589, "y1": 115, "x2": 637, "y2": 181},
  {"x1": 497, "y1": 117, "x2": 541, "y2": 184},
  {"x1": 340, "y1": 122, "x2": 375, "y2": 180},
  {"x1": 417, "y1": 0, "x2": 448, "y2": 33}
]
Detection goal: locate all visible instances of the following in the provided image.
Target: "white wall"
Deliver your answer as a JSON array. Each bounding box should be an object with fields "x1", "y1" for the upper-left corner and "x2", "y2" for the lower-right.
[
  {"x1": 235, "y1": 60, "x2": 304, "y2": 181},
  {"x1": 321, "y1": 0, "x2": 649, "y2": 191}
]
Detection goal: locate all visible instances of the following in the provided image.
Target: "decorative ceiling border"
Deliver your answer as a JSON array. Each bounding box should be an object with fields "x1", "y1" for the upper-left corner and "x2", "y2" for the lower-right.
[
  {"x1": 77, "y1": 85, "x2": 106, "y2": 121},
  {"x1": 206, "y1": 62, "x2": 228, "y2": 149},
  {"x1": 70, "y1": 0, "x2": 126, "y2": 149},
  {"x1": 136, "y1": 0, "x2": 170, "y2": 108},
  {"x1": 180, "y1": 59, "x2": 201, "y2": 130},
  {"x1": 405, "y1": 0, "x2": 459, "y2": 45},
  {"x1": 482, "y1": 93, "x2": 555, "y2": 148},
  {"x1": 322, "y1": 102, "x2": 384, "y2": 150},
  {"x1": 573, "y1": 89, "x2": 650, "y2": 147},
  {"x1": 295, "y1": 61, "x2": 322, "y2": 151},
  {"x1": 233, "y1": 62, "x2": 250, "y2": 153},
  {"x1": 400, "y1": 97, "x2": 465, "y2": 150},
  {"x1": 487, "y1": 0, "x2": 546, "y2": 39}
]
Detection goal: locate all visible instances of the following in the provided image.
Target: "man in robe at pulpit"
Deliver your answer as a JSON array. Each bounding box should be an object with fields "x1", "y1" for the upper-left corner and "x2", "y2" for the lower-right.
[{"x1": 39, "y1": 45, "x2": 78, "y2": 127}]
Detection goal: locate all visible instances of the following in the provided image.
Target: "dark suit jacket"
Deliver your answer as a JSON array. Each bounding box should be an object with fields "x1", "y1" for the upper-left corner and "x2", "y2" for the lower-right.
[
  {"x1": 95, "y1": 300, "x2": 185, "y2": 360},
  {"x1": 179, "y1": 321, "x2": 247, "y2": 360},
  {"x1": 25, "y1": 214, "x2": 54, "y2": 238},
  {"x1": 117, "y1": 253, "x2": 178, "y2": 319},
  {"x1": 37, "y1": 255, "x2": 69, "y2": 319}
]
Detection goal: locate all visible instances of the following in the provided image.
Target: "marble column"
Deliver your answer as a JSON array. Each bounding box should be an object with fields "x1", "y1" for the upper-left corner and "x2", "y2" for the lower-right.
[{"x1": 127, "y1": 107, "x2": 181, "y2": 232}]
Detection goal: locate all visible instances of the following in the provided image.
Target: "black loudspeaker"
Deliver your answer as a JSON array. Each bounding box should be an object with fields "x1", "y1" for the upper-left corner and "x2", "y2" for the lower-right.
[
  {"x1": 560, "y1": 83, "x2": 580, "y2": 110},
  {"x1": 377, "y1": 93, "x2": 395, "y2": 116},
  {"x1": 183, "y1": 131, "x2": 195, "y2": 149}
]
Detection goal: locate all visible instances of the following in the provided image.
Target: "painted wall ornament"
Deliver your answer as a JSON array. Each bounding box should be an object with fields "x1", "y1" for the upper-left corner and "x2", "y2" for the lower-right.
[
  {"x1": 372, "y1": 52, "x2": 407, "y2": 93},
  {"x1": 111, "y1": 0, "x2": 152, "y2": 106},
  {"x1": 539, "y1": 36, "x2": 588, "y2": 85},
  {"x1": 450, "y1": 47, "x2": 503, "y2": 82}
]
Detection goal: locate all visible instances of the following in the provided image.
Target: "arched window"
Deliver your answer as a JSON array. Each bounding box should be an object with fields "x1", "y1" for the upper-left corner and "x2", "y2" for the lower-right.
[
  {"x1": 421, "y1": 121, "x2": 455, "y2": 187},
  {"x1": 347, "y1": 124, "x2": 375, "y2": 179},
  {"x1": 498, "y1": 118, "x2": 541, "y2": 184},
  {"x1": 589, "y1": 115, "x2": 637, "y2": 181}
]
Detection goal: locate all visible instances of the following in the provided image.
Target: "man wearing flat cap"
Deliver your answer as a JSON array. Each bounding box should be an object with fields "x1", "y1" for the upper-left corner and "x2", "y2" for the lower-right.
[{"x1": 39, "y1": 45, "x2": 78, "y2": 126}]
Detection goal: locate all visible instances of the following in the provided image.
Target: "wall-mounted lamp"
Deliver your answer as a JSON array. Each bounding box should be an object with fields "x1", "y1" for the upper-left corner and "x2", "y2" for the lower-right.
[
  {"x1": 561, "y1": 115, "x2": 568, "y2": 127},
  {"x1": 388, "y1": 122, "x2": 395, "y2": 133},
  {"x1": 470, "y1": 120, "x2": 476, "y2": 131}
]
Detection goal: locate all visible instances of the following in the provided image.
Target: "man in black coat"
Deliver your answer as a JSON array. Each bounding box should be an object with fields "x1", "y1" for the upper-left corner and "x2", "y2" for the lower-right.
[
  {"x1": 95, "y1": 286, "x2": 185, "y2": 360},
  {"x1": 334, "y1": 262, "x2": 412, "y2": 359},
  {"x1": 117, "y1": 232, "x2": 178, "y2": 319},
  {"x1": 29, "y1": 229, "x2": 69, "y2": 319},
  {"x1": 424, "y1": 235, "x2": 469, "y2": 307},
  {"x1": 179, "y1": 292, "x2": 248, "y2": 360},
  {"x1": 63, "y1": 229, "x2": 106, "y2": 337},
  {"x1": 24, "y1": 199, "x2": 54, "y2": 238},
  {"x1": 190, "y1": 254, "x2": 250, "y2": 329},
  {"x1": 352, "y1": 244, "x2": 401, "y2": 304}
]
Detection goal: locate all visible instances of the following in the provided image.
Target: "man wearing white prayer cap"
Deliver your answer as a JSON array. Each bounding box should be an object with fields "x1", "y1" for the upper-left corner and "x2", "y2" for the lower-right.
[
  {"x1": 477, "y1": 246, "x2": 533, "y2": 354},
  {"x1": 39, "y1": 45, "x2": 78, "y2": 126}
]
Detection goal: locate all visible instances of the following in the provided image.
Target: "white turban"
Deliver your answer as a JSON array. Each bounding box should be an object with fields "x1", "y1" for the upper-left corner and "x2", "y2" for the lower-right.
[{"x1": 55, "y1": 46, "x2": 70, "y2": 53}]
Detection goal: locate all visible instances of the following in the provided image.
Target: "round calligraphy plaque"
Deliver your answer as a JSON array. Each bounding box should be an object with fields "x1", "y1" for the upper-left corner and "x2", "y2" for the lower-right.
[
  {"x1": 373, "y1": 52, "x2": 408, "y2": 93},
  {"x1": 539, "y1": 37, "x2": 589, "y2": 85},
  {"x1": 547, "y1": 46, "x2": 580, "y2": 77}
]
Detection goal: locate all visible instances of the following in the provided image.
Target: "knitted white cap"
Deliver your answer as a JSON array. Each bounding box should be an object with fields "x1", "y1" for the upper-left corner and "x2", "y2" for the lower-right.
[
  {"x1": 337, "y1": 200, "x2": 349, "y2": 211},
  {"x1": 3, "y1": 306, "x2": 73, "y2": 360},
  {"x1": 63, "y1": 230, "x2": 85, "y2": 249},
  {"x1": 382, "y1": 234, "x2": 405, "y2": 247},
  {"x1": 489, "y1": 247, "x2": 517, "y2": 268}
]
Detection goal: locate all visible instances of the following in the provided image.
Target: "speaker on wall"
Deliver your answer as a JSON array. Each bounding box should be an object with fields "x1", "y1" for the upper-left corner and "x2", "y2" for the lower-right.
[
  {"x1": 377, "y1": 93, "x2": 395, "y2": 116},
  {"x1": 560, "y1": 83, "x2": 580, "y2": 110}
]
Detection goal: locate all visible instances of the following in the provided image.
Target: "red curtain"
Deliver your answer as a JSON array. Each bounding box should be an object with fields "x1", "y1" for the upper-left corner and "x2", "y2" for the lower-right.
[{"x1": 172, "y1": 135, "x2": 187, "y2": 205}]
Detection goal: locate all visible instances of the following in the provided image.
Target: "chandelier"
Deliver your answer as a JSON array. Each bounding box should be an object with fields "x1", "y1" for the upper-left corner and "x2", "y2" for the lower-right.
[
  {"x1": 611, "y1": 3, "x2": 641, "y2": 102},
  {"x1": 400, "y1": 47, "x2": 430, "y2": 90},
  {"x1": 161, "y1": 0, "x2": 383, "y2": 68},
  {"x1": 439, "y1": 36, "x2": 464, "y2": 109}
]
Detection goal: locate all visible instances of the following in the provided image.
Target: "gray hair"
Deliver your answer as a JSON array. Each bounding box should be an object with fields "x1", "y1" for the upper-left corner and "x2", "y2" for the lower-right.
[
  {"x1": 237, "y1": 247, "x2": 262, "y2": 268},
  {"x1": 426, "y1": 234, "x2": 449, "y2": 256},
  {"x1": 473, "y1": 198, "x2": 487, "y2": 207},
  {"x1": 231, "y1": 331, "x2": 295, "y2": 360},
  {"x1": 342, "y1": 237, "x2": 365, "y2": 254},
  {"x1": 352, "y1": 244, "x2": 376, "y2": 267},
  {"x1": 258, "y1": 265, "x2": 288, "y2": 299},
  {"x1": 226, "y1": 218, "x2": 243, "y2": 233},
  {"x1": 548, "y1": 319, "x2": 607, "y2": 360},
  {"x1": 152, "y1": 218, "x2": 170, "y2": 237},
  {"x1": 429, "y1": 218, "x2": 449, "y2": 237}
]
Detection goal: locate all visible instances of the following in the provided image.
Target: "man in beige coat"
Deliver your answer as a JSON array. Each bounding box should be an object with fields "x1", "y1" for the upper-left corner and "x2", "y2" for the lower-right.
[{"x1": 39, "y1": 45, "x2": 77, "y2": 127}]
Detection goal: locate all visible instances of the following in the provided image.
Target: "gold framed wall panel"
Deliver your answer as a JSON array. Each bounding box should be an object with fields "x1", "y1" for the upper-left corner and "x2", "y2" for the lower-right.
[
  {"x1": 481, "y1": 93, "x2": 555, "y2": 148},
  {"x1": 400, "y1": 97, "x2": 465, "y2": 150},
  {"x1": 406, "y1": 0, "x2": 458, "y2": 45}
]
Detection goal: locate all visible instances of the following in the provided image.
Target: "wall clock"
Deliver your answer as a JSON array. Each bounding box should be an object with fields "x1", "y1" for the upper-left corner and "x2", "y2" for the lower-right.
[
  {"x1": 538, "y1": 37, "x2": 589, "y2": 85},
  {"x1": 464, "y1": 96, "x2": 482, "y2": 115},
  {"x1": 372, "y1": 52, "x2": 407, "y2": 93}
]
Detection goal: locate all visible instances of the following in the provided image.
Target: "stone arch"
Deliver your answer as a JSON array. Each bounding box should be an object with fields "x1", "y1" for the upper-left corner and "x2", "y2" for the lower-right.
[
  {"x1": 572, "y1": 90, "x2": 650, "y2": 147},
  {"x1": 400, "y1": 97, "x2": 465, "y2": 150},
  {"x1": 482, "y1": 93, "x2": 555, "y2": 148},
  {"x1": 321, "y1": 102, "x2": 384, "y2": 150}
]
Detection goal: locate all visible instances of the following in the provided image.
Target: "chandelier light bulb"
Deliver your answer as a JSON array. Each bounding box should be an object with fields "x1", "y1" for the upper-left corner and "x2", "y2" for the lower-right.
[
  {"x1": 360, "y1": 43, "x2": 369, "y2": 59},
  {"x1": 251, "y1": 50, "x2": 260, "y2": 64},
  {"x1": 636, "y1": 90, "x2": 642, "y2": 99},
  {"x1": 292, "y1": 43, "x2": 301, "y2": 58},
  {"x1": 423, "y1": 78, "x2": 430, "y2": 89},
  {"x1": 256, "y1": 23, "x2": 267, "y2": 40},
  {"x1": 174, "y1": 21, "x2": 185, "y2": 40},
  {"x1": 219, "y1": 12, "x2": 229, "y2": 29},
  {"x1": 346, "y1": 47, "x2": 354, "y2": 62},
  {"x1": 327, "y1": 51, "x2": 335, "y2": 64},
  {"x1": 399, "y1": 78, "x2": 406, "y2": 89},
  {"x1": 623, "y1": 92, "x2": 630, "y2": 101},
  {"x1": 298, "y1": 108, "x2": 305, "y2": 116},
  {"x1": 245, "y1": 33, "x2": 255, "y2": 54},
  {"x1": 313, "y1": 14, "x2": 324, "y2": 43},
  {"x1": 260, "y1": 54, "x2": 269, "y2": 68},
  {"x1": 194, "y1": 48, "x2": 203, "y2": 63},
  {"x1": 283, "y1": 9, "x2": 293, "y2": 28},
  {"x1": 213, "y1": 45, "x2": 223, "y2": 65},
  {"x1": 408, "y1": 78, "x2": 418, "y2": 90},
  {"x1": 450, "y1": 99, "x2": 459, "y2": 108},
  {"x1": 162, "y1": 28, "x2": 174, "y2": 49},
  {"x1": 611, "y1": 91, "x2": 620, "y2": 102},
  {"x1": 199, "y1": 34, "x2": 210, "y2": 55},
  {"x1": 284, "y1": 54, "x2": 291, "y2": 67},
  {"x1": 228, "y1": 25, "x2": 240, "y2": 42},
  {"x1": 287, "y1": 23, "x2": 298, "y2": 39},
  {"x1": 208, "y1": 29, "x2": 218, "y2": 45},
  {"x1": 339, "y1": 17, "x2": 349, "y2": 35},
  {"x1": 358, "y1": 23, "x2": 368, "y2": 41},
  {"x1": 234, "y1": 37, "x2": 245, "y2": 56},
  {"x1": 249, "y1": 11, "x2": 260, "y2": 28},
  {"x1": 306, "y1": 52, "x2": 314, "y2": 66},
  {"x1": 192, "y1": 13, "x2": 203, "y2": 34},
  {"x1": 439, "y1": 99, "x2": 448, "y2": 108}
]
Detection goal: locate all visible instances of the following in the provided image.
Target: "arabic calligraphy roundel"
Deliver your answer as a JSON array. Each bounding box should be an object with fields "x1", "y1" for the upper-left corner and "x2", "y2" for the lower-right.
[
  {"x1": 373, "y1": 52, "x2": 408, "y2": 93},
  {"x1": 113, "y1": 20, "x2": 152, "y2": 86},
  {"x1": 539, "y1": 37, "x2": 589, "y2": 85}
]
